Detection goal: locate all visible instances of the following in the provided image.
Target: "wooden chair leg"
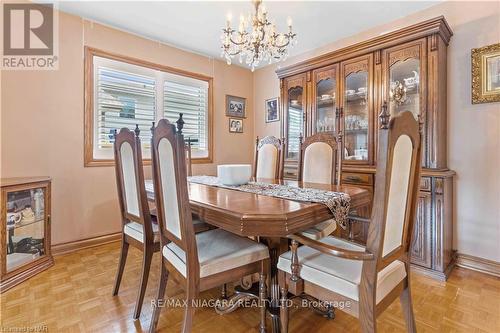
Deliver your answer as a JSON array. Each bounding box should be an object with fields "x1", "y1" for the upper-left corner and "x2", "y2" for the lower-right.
[
  {"x1": 259, "y1": 268, "x2": 268, "y2": 333},
  {"x1": 182, "y1": 292, "x2": 196, "y2": 333},
  {"x1": 278, "y1": 271, "x2": 289, "y2": 333},
  {"x1": 112, "y1": 238, "x2": 129, "y2": 296},
  {"x1": 400, "y1": 282, "x2": 416, "y2": 332},
  {"x1": 359, "y1": 304, "x2": 376, "y2": 333},
  {"x1": 359, "y1": 281, "x2": 376, "y2": 333},
  {"x1": 149, "y1": 258, "x2": 169, "y2": 333},
  {"x1": 134, "y1": 247, "x2": 153, "y2": 319}
]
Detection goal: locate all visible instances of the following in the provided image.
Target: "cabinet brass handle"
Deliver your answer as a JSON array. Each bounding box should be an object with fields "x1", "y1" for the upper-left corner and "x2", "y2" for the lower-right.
[{"x1": 345, "y1": 176, "x2": 362, "y2": 182}]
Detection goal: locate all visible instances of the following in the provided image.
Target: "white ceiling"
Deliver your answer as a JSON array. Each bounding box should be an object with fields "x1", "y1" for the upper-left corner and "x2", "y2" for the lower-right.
[{"x1": 53, "y1": 1, "x2": 440, "y2": 67}]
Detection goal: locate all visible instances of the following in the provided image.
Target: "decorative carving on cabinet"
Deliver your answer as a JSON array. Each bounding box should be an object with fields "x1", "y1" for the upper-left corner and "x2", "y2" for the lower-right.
[
  {"x1": 316, "y1": 69, "x2": 335, "y2": 83},
  {"x1": 389, "y1": 45, "x2": 421, "y2": 67},
  {"x1": 344, "y1": 61, "x2": 368, "y2": 76},
  {"x1": 286, "y1": 77, "x2": 305, "y2": 90},
  {"x1": 434, "y1": 193, "x2": 443, "y2": 269},
  {"x1": 410, "y1": 193, "x2": 432, "y2": 268},
  {"x1": 435, "y1": 178, "x2": 444, "y2": 194},
  {"x1": 379, "y1": 102, "x2": 390, "y2": 129},
  {"x1": 375, "y1": 50, "x2": 381, "y2": 65},
  {"x1": 430, "y1": 33, "x2": 439, "y2": 51}
]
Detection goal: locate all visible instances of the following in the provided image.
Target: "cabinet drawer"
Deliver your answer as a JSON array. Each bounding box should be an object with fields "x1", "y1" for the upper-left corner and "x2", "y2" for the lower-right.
[{"x1": 342, "y1": 172, "x2": 373, "y2": 185}]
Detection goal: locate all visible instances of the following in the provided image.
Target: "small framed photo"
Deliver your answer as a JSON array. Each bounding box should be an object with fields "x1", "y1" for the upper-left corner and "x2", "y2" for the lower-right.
[
  {"x1": 265, "y1": 97, "x2": 280, "y2": 123},
  {"x1": 472, "y1": 43, "x2": 500, "y2": 104},
  {"x1": 229, "y1": 118, "x2": 243, "y2": 133},
  {"x1": 226, "y1": 95, "x2": 246, "y2": 118}
]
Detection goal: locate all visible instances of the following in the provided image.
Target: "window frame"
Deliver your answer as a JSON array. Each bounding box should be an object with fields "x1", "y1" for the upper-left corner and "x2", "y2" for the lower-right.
[{"x1": 84, "y1": 47, "x2": 213, "y2": 167}]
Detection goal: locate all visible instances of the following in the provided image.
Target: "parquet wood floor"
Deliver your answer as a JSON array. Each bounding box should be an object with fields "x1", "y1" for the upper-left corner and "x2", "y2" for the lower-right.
[{"x1": 1, "y1": 242, "x2": 499, "y2": 332}]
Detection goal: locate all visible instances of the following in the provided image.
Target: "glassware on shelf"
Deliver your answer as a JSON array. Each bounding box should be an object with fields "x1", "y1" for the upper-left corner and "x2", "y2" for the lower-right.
[
  {"x1": 389, "y1": 58, "x2": 420, "y2": 118},
  {"x1": 315, "y1": 75, "x2": 336, "y2": 133},
  {"x1": 343, "y1": 68, "x2": 369, "y2": 161}
]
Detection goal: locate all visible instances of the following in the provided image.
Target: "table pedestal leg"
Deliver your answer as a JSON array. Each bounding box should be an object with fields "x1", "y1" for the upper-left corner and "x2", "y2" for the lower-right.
[{"x1": 214, "y1": 283, "x2": 260, "y2": 315}]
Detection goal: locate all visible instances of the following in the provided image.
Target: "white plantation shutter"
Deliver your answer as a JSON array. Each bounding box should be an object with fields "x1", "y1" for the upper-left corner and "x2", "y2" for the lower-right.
[
  {"x1": 90, "y1": 54, "x2": 211, "y2": 161},
  {"x1": 96, "y1": 66, "x2": 156, "y2": 149},
  {"x1": 164, "y1": 77, "x2": 209, "y2": 158}
]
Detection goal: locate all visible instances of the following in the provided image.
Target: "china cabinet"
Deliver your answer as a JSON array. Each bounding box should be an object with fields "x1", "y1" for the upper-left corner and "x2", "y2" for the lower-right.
[
  {"x1": 277, "y1": 17, "x2": 455, "y2": 280},
  {"x1": 1, "y1": 177, "x2": 53, "y2": 292}
]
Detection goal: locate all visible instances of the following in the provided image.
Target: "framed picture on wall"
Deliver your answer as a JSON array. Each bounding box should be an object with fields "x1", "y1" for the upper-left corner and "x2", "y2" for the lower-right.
[
  {"x1": 472, "y1": 43, "x2": 500, "y2": 104},
  {"x1": 265, "y1": 97, "x2": 279, "y2": 123},
  {"x1": 229, "y1": 118, "x2": 243, "y2": 133},
  {"x1": 225, "y1": 95, "x2": 246, "y2": 118}
]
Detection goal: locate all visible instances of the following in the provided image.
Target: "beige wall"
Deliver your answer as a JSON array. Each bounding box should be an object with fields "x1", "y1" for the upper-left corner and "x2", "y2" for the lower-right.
[
  {"x1": 253, "y1": 1, "x2": 500, "y2": 262},
  {"x1": 1, "y1": 11, "x2": 254, "y2": 245}
]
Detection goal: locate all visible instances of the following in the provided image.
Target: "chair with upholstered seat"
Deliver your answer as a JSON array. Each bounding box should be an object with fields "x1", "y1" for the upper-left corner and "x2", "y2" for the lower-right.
[
  {"x1": 112, "y1": 124, "x2": 208, "y2": 320},
  {"x1": 149, "y1": 119, "x2": 270, "y2": 333},
  {"x1": 296, "y1": 131, "x2": 343, "y2": 240},
  {"x1": 112, "y1": 126, "x2": 160, "y2": 320},
  {"x1": 278, "y1": 110, "x2": 422, "y2": 333},
  {"x1": 254, "y1": 136, "x2": 285, "y2": 180}
]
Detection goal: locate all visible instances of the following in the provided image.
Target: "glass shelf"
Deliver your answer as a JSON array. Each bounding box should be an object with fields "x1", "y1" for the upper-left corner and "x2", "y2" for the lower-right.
[
  {"x1": 315, "y1": 74, "x2": 336, "y2": 133},
  {"x1": 344, "y1": 67, "x2": 369, "y2": 162}
]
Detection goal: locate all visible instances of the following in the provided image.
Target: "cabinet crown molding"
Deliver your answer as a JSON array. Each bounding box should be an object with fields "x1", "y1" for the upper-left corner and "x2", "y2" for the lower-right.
[{"x1": 276, "y1": 16, "x2": 452, "y2": 78}]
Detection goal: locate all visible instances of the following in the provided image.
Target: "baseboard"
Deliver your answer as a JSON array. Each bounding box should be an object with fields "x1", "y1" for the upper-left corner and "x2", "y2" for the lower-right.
[
  {"x1": 455, "y1": 253, "x2": 500, "y2": 277},
  {"x1": 52, "y1": 232, "x2": 122, "y2": 256}
]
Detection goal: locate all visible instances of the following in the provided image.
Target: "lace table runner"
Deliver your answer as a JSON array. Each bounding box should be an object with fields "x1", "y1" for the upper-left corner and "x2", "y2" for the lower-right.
[{"x1": 186, "y1": 176, "x2": 351, "y2": 229}]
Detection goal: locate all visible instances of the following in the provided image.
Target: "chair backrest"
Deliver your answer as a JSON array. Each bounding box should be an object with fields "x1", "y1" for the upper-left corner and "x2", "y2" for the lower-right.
[
  {"x1": 298, "y1": 132, "x2": 342, "y2": 185},
  {"x1": 365, "y1": 108, "x2": 422, "y2": 271},
  {"x1": 254, "y1": 136, "x2": 284, "y2": 179},
  {"x1": 113, "y1": 126, "x2": 154, "y2": 242},
  {"x1": 151, "y1": 118, "x2": 199, "y2": 276},
  {"x1": 185, "y1": 138, "x2": 194, "y2": 177}
]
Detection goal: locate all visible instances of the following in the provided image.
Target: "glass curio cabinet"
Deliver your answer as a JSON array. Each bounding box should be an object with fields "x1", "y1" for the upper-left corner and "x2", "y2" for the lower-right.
[{"x1": 1, "y1": 177, "x2": 53, "y2": 292}]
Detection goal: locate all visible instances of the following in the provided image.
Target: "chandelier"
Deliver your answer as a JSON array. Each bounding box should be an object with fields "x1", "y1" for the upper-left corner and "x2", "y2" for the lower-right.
[{"x1": 221, "y1": 0, "x2": 297, "y2": 71}]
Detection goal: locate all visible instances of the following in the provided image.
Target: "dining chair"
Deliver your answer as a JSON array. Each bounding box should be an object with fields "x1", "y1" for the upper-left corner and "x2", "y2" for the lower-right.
[
  {"x1": 112, "y1": 125, "x2": 160, "y2": 320},
  {"x1": 296, "y1": 131, "x2": 343, "y2": 240},
  {"x1": 253, "y1": 136, "x2": 285, "y2": 180},
  {"x1": 149, "y1": 119, "x2": 270, "y2": 333},
  {"x1": 113, "y1": 124, "x2": 209, "y2": 320},
  {"x1": 277, "y1": 110, "x2": 422, "y2": 333}
]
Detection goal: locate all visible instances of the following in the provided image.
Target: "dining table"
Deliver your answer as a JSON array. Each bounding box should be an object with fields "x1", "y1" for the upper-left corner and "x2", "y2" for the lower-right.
[{"x1": 145, "y1": 177, "x2": 371, "y2": 332}]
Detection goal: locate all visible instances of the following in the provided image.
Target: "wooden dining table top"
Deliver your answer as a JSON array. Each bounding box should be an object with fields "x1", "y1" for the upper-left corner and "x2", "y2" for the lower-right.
[{"x1": 145, "y1": 178, "x2": 371, "y2": 238}]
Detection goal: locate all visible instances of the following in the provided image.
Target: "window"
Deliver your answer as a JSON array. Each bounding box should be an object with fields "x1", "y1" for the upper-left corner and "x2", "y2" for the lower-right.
[
  {"x1": 164, "y1": 77, "x2": 209, "y2": 155},
  {"x1": 85, "y1": 48, "x2": 212, "y2": 166}
]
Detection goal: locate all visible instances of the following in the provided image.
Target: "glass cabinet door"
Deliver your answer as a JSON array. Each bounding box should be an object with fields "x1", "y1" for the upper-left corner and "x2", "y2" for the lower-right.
[
  {"x1": 5, "y1": 187, "x2": 46, "y2": 272},
  {"x1": 384, "y1": 39, "x2": 426, "y2": 119},
  {"x1": 313, "y1": 66, "x2": 338, "y2": 134},
  {"x1": 284, "y1": 75, "x2": 306, "y2": 161},
  {"x1": 341, "y1": 56, "x2": 372, "y2": 163}
]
